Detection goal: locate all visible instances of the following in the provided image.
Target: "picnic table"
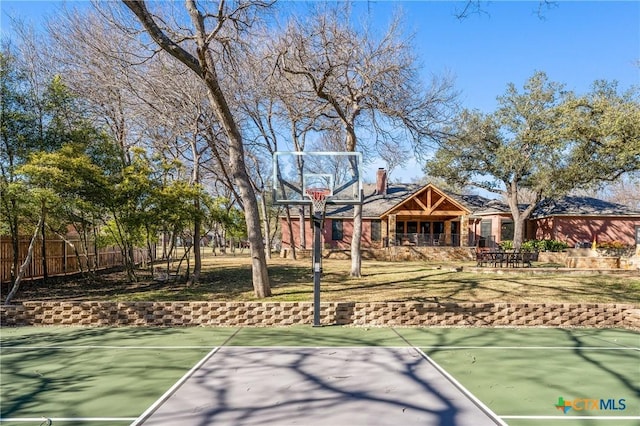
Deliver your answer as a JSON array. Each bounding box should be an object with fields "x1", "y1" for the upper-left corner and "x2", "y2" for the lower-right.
[{"x1": 476, "y1": 249, "x2": 533, "y2": 268}]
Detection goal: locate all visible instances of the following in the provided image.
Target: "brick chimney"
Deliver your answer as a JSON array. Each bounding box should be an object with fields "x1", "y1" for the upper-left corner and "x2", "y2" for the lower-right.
[{"x1": 376, "y1": 168, "x2": 387, "y2": 195}]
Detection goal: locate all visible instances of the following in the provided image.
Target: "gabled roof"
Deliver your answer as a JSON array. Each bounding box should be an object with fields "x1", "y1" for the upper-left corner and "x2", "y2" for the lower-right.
[
  {"x1": 380, "y1": 183, "x2": 471, "y2": 218},
  {"x1": 325, "y1": 182, "x2": 490, "y2": 219},
  {"x1": 325, "y1": 183, "x2": 420, "y2": 218},
  {"x1": 320, "y1": 184, "x2": 640, "y2": 219}
]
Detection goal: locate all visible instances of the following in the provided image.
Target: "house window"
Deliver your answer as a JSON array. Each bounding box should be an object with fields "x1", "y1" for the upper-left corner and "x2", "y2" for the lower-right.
[
  {"x1": 636, "y1": 226, "x2": 640, "y2": 245},
  {"x1": 420, "y1": 222, "x2": 430, "y2": 234},
  {"x1": 451, "y1": 221, "x2": 459, "y2": 235},
  {"x1": 479, "y1": 219, "x2": 493, "y2": 247},
  {"x1": 407, "y1": 221, "x2": 418, "y2": 234},
  {"x1": 332, "y1": 219, "x2": 343, "y2": 241},
  {"x1": 480, "y1": 220, "x2": 492, "y2": 238},
  {"x1": 371, "y1": 220, "x2": 381, "y2": 241},
  {"x1": 501, "y1": 219, "x2": 514, "y2": 241},
  {"x1": 433, "y1": 222, "x2": 445, "y2": 235}
]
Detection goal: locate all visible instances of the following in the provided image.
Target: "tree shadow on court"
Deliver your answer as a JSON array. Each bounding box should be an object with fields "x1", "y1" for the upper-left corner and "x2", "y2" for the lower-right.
[
  {"x1": 146, "y1": 346, "x2": 499, "y2": 426},
  {"x1": 1, "y1": 345, "x2": 94, "y2": 419},
  {"x1": 0, "y1": 327, "x2": 224, "y2": 422},
  {"x1": 405, "y1": 327, "x2": 639, "y2": 417},
  {"x1": 561, "y1": 328, "x2": 640, "y2": 397}
]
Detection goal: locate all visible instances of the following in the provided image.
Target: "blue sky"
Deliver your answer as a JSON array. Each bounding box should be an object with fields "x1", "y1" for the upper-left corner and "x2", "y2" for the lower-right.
[
  {"x1": 3, "y1": 1, "x2": 638, "y2": 112},
  {"x1": 353, "y1": 1, "x2": 639, "y2": 113},
  {"x1": 2, "y1": 1, "x2": 639, "y2": 183}
]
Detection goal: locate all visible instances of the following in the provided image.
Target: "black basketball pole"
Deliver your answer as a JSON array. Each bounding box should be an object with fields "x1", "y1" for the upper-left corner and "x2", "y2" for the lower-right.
[{"x1": 312, "y1": 210, "x2": 322, "y2": 327}]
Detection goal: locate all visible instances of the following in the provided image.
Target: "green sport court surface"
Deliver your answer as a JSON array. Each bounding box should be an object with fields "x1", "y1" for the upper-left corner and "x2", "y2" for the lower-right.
[{"x1": 0, "y1": 326, "x2": 638, "y2": 426}]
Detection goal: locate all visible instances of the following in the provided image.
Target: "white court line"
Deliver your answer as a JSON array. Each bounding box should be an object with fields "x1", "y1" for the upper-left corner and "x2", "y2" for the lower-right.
[
  {"x1": 0, "y1": 345, "x2": 215, "y2": 350},
  {"x1": 2, "y1": 345, "x2": 638, "y2": 351},
  {"x1": 501, "y1": 415, "x2": 640, "y2": 420},
  {"x1": 413, "y1": 347, "x2": 509, "y2": 426},
  {"x1": 130, "y1": 346, "x2": 222, "y2": 426},
  {"x1": 0, "y1": 418, "x2": 136, "y2": 422},
  {"x1": 0, "y1": 345, "x2": 413, "y2": 350},
  {"x1": 420, "y1": 346, "x2": 639, "y2": 351}
]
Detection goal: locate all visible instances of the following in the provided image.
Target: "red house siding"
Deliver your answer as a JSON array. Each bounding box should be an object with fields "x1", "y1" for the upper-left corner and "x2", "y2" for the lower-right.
[
  {"x1": 281, "y1": 218, "x2": 378, "y2": 250},
  {"x1": 469, "y1": 214, "x2": 523, "y2": 246},
  {"x1": 533, "y1": 216, "x2": 640, "y2": 246}
]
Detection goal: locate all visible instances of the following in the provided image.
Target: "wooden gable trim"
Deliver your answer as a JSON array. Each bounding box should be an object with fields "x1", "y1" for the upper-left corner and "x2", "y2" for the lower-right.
[{"x1": 380, "y1": 184, "x2": 471, "y2": 218}]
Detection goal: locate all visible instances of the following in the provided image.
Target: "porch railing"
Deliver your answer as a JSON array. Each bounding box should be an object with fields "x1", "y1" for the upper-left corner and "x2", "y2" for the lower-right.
[{"x1": 394, "y1": 233, "x2": 461, "y2": 247}]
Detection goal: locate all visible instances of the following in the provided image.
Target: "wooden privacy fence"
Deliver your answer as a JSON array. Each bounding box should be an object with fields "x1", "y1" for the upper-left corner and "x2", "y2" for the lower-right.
[{"x1": 0, "y1": 236, "x2": 148, "y2": 284}]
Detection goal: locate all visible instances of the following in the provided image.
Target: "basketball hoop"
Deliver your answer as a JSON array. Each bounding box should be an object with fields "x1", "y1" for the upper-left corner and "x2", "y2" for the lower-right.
[{"x1": 305, "y1": 187, "x2": 331, "y2": 215}]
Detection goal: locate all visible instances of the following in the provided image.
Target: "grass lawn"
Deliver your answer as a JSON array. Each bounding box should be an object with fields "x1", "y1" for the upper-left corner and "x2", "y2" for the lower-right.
[{"x1": 8, "y1": 254, "x2": 640, "y2": 305}]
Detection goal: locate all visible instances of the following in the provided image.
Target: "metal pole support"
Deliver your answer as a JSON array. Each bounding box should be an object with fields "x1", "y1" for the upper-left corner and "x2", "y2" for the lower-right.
[{"x1": 312, "y1": 212, "x2": 322, "y2": 327}]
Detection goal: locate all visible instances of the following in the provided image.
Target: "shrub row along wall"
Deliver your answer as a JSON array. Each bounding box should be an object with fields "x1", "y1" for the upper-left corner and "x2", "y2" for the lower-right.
[{"x1": 1, "y1": 301, "x2": 638, "y2": 329}]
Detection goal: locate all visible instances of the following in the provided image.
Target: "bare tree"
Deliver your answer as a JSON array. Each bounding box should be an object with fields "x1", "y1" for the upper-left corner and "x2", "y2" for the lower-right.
[
  {"x1": 275, "y1": 4, "x2": 457, "y2": 277},
  {"x1": 230, "y1": 29, "x2": 333, "y2": 259},
  {"x1": 130, "y1": 54, "x2": 228, "y2": 284},
  {"x1": 47, "y1": 8, "x2": 144, "y2": 167},
  {"x1": 118, "y1": 0, "x2": 271, "y2": 297},
  {"x1": 455, "y1": 0, "x2": 557, "y2": 19}
]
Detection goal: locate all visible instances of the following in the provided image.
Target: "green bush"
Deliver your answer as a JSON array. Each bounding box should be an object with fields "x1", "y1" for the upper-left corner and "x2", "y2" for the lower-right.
[
  {"x1": 544, "y1": 239, "x2": 569, "y2": 252},
  {"x1": 499, "y1": 240, "x2": 514, "y2": 251},
  {"x1": 520, "y1": 240, "x2": 537, "y2": 252},
  {"x1": 518, "y1": 239, "x2": 569, "y2": 252}
]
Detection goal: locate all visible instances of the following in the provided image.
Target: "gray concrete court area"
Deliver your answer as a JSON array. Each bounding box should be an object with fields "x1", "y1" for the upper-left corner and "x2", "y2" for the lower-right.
[{"x1": 135, "y1": 346, "x2": 504, "y2": 426}]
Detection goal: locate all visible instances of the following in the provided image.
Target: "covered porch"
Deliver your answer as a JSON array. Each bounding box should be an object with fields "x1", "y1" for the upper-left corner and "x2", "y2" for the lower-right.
[{"x1": 380, "y1": 184, "x2": 471, "y2": 248}]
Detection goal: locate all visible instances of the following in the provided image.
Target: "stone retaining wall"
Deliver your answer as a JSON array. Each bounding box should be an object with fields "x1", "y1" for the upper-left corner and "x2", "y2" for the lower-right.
[
  {"x1": 1, "y1": 301, "x2": 637, "y2": 329},
  {"x1": 281, "y1": 248, "x2": 476, "y2": 262},
  {"x1": 565, "y1": 257, "x2": 621, "y2": 269}
]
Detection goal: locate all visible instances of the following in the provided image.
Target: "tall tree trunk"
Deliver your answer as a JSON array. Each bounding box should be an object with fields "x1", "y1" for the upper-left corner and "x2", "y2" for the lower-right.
[
  {"x1": 188, "y1": 133, "x2": 202, "y2": 286},
  {"x1": 189, "y1": 203, "x2": 202, "y2": 285},
  {"x1": 513, "y1": 217, "x2": 526, "y2": 250},
  {"x1": 10, "y1": 210, "x2": 19, "y2": 285},
  {"x1": 260, "y1": 194, "x2": 271, "y2": 260},
  {"x1": 191, "y1": 21, "x2": 270, "y2": 297},
  {"x1": 345, "y1": 126, "x2": 362, "y2": 277},
  {"x1": 122, "y1": 0, "x2": 271, "y2": 297},
  {"x1": 203, "y1": 82, "x2": 270, "y2": 296},
  {"x1": 285, "y1": 207, "x2": 296, "y2": 260},
  {"x1": 93, "y1": 226, "x2": 99, "y2": 270},
  {"x1": 276, "y1": 167, "x2": 296, "y2": 259},
  {"x1": 298, "y1": 207, "x2": 306, "y2": 249},
  {"x1": 40, "y1": 207, "x2": 47, "y2": 284},
  {"x1": 5, "y1": 214, "x2": 44, "y2": 305},
  {"x1": 126, "y1": 244, "x2": 137, "y2": 282},
  {"x1": 506, "y1": 183, "x2": 539, "y2": 250},
  {"x1": 350, "y1": 204, "x2": 363, "y2": 277}
]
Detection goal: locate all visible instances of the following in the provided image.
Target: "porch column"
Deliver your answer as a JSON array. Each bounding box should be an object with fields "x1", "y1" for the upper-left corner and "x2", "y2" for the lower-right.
[
  {"x1": 460, "y1": 215, "x2": 469, "y2": 247},
  {"x1": 389, "y1": 214, "x2": 397, "y2": 246},
  {"x1": 381, "y1": 218, "x2": 389, "y2": 247},
  {"x1": 444, "y1": 221, "x2": 452, "y2": 245}
]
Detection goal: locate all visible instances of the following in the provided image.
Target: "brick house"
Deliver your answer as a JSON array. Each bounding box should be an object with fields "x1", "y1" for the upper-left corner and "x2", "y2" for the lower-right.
[{"x1": 279, "y1": 170, "x2": 640, "y2": 251}]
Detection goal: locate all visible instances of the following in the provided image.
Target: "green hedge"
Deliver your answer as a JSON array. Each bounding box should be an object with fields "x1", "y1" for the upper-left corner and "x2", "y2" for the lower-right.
[{"x1": 500, "y1": 239, "x2": 569, "y2": 252}]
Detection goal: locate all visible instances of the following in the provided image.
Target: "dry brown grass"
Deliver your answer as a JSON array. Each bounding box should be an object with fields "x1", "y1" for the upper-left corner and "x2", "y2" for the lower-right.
[
  {"x1": 261, "y1": 257, "x2": 639, "y2": 304},
  {"x1": 11, "y1": 254, "x2": 639, "y2": 305}
]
